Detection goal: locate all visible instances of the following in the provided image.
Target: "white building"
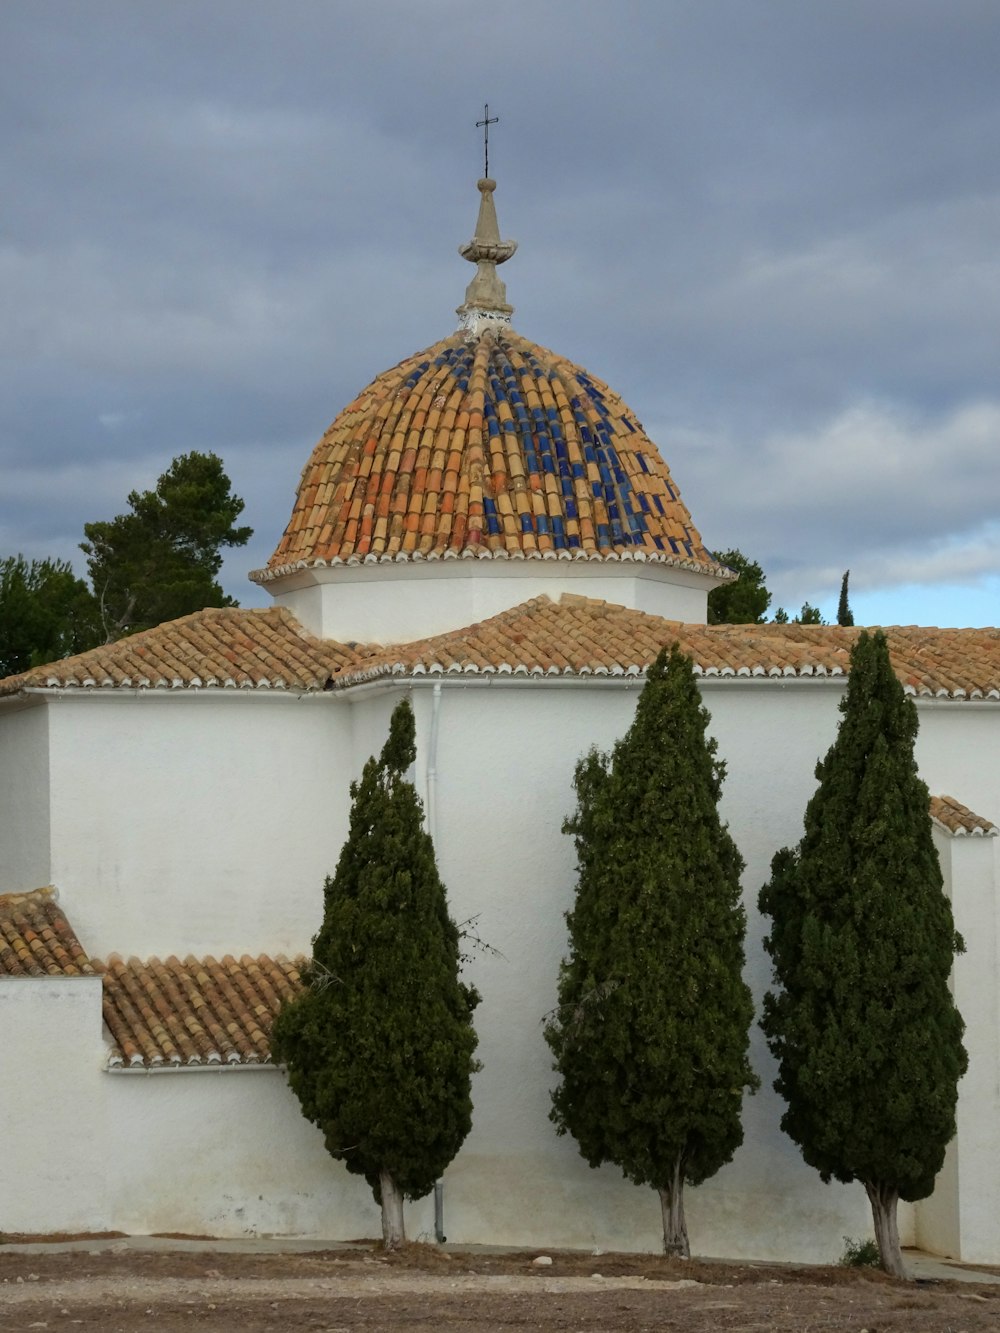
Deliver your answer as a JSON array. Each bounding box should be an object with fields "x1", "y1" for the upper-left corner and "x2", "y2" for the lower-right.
[{"x1": 2, "y1": 179, "x2": 999, "y2": 1263}]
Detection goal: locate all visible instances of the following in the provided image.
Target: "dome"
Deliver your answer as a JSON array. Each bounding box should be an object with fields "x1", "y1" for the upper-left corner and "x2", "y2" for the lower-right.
[
  {"x1": 255, "y1": 327, "x2": 721, "y2": 579},
  {"x1": 251, "y1": 178, "x2": 730, "y2": 641}
]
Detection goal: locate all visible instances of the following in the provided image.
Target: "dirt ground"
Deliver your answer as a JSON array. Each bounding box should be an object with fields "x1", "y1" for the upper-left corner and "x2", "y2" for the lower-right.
[{"x1": 2, "y1": 1242, "x2": 999, "y2": 1332}]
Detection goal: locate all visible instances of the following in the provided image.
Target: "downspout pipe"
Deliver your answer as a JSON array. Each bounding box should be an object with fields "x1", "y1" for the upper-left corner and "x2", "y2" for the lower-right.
[{"x1": 427, "y1": 682, "x2": 447, "y2": 1245}]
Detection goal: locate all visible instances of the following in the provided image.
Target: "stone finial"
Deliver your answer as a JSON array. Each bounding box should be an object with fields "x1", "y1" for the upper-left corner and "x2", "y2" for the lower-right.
[{"x1": 457, "y1": 178, "x2": 517, "y2": 333}]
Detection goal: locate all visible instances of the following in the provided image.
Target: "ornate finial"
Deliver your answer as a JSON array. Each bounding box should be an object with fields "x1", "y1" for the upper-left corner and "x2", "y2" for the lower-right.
[
  {"x1": 476, "y1": 104, "x2": 498, "y2": 177},
  {"x1": 456, "y1": 177, "x2": 518, "y2": 335}
]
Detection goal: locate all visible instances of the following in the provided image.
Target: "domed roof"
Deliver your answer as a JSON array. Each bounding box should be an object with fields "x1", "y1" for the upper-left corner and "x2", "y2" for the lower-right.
[{"x1": 253, "y1": 180, "x2": 726, "y2": 585}]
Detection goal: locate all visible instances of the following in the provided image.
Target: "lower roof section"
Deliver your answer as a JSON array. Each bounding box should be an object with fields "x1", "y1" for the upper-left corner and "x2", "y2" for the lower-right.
[{"x1": 2, "y1": 595, "x2": 1000, "y2": 701}]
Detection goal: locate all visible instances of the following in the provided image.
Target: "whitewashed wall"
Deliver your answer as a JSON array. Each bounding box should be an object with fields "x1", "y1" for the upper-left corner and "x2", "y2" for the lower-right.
[
  {"x1": 0, "y1": 976, "x2": 106, "y2": 1233},
  {"x1": 273, "y1": 560, "x2": 713, "y2": 644},
  {"x1": 0, "y1": 700, "x2": 51, "y2": 892},
  {"x1": 916, "y1": 830, "x2": 1000, "y2": 1263},
  {"x1": 104, "y1": 1069, "x2": 431, "y2": 1240},
  {"x1": 44, "y1": 692, "x2": 355, "y2": 959},
  {"x1": 3, "y1": 675, "x2": 997, "y2": 1260}
]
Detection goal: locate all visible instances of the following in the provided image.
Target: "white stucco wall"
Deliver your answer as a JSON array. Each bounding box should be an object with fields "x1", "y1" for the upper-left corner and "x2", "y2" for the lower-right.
[
  {"x1": 916, "y1": 831, "x2": 1000, "y2": 1263},
  {"x1": 272, "y1": 560, "x2": 714, "y2": 644},
  {"x1": 104, "y1": 1070, "x2": 437, "y2": 1241},
  {"x1": 44, "y1": 692, "x2": 354, "y2": 959},
  {"x1": 0, "y1": 700, "x2": 50, "y2": 892},
  {"x1": 5, "y1": 671, "x2": 996, "y2": 1259},
  {"x1": 0, "y1": 976, "x2": 107, "y2": 1233}
]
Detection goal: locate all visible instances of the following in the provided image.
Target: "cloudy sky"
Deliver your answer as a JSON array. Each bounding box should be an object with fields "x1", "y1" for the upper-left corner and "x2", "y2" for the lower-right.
[{"x1": 3, "y1": 0, "x2": 999, "y2": 626}]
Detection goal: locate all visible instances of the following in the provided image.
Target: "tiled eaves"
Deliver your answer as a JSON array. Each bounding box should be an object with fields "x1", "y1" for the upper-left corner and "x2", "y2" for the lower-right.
[
  {"x1": 330, "y1": 596, "x2": 1000, "y2": 701},
  {"x1": 98, "y1": 953, "x2": 304, "y2": 1069},
  {"x1": 257, "y1": 328, "x2": 730, "y2": 581},
  {"x1": 0, "y1": 887, "x2": 95, "y2": 977},
  {"x1": 930, "y1": 795, "x2": 999, "y2": 838},
  {"x1": 0, "y1": 606, "x2": 373, "y2": 696}
]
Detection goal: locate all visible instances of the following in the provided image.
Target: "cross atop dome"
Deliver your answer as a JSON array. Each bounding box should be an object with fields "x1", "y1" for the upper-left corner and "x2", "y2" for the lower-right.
[{"x1": 456, "y1": 178, "x2": 517, "y2": 335}]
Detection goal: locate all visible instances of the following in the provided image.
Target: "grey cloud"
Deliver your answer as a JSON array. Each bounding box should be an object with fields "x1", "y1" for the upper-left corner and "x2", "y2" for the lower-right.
[{"x1": 2, "y1": 0, "x2": 999, "y2": 627}]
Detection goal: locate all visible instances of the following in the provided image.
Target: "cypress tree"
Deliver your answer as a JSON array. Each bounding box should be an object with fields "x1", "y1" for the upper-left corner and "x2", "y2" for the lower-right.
[
  {"x1": 837, "y1": 570, "x2": 855, "y2": 626},
  {"x1": 271, "y1": 698, "x2": 480, "y2": 1249},
  {"x1": 759, "y1": 630, "x2": 967, "y2": 1277},
  {"x1": 545, "y1": 645, "x2": 758, "y2": 1257}
]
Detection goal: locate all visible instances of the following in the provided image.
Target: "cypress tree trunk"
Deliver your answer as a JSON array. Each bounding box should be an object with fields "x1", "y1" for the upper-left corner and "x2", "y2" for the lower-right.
[
  {"x1": 380, "y1": 1170, "x2": 406, "y2": 1251},
  {"x1": 658, "y1": 1155, "x2": 690, "y2": 1258},
  {"x1": 865, "y1": 1181, "x2": 907, "y2": 1279}
]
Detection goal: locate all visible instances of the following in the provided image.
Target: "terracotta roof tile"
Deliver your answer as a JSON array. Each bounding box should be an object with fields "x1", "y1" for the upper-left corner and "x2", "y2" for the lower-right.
[
  {"x1": 929, "y1": 795, "x2": 999, "y2": 837},
  {"x1": 253, "y1": 330, "x2": 729, "y2": 583},
  {"x1": 97, "y1": 953, "x2": 304, "y2": 1069},
  {"x1": 332, "y1": 594, "x2": 1000, "y2": 700},
  {"x1": 0, "y1": 887, "x2": 95, "y2": 977},
  {"x1": 0, "y1": 606, "x2": 372, "y2": 696}
]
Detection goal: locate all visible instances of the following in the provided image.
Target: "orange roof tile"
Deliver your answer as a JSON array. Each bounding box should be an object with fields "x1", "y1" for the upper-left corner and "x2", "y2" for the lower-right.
[
  {"x1": 332, "y1": 594, "x2": 1000, "y2": 700},
  {"x1": 5, "y1": 596, "x2": 1000, "y2": 704},
  {"x1": 253, "y1": 329, "x2": 728, "y2": 582},
  {"x1": 930, "y1": 795, "x2": 999, "y2": 837},
  {"x1": 0, "y1": 887, "x2": 95, "y2": 977},
  {"x1": 0, "y1": 605, "x2": 372, "y2": 696},
  {"x1": 98, "y1": 953, "x2": 303, "y2": 1069}
]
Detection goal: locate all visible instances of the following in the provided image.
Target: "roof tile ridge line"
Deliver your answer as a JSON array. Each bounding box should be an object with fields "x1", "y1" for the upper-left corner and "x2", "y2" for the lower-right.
[
  {"x1": 931, "y1": 793, "x2": 1000, "y2": 835},
  {"x1": 101, "y1": 959, "x2": 167, "y2": 1066},
  {"x1": 155, "y1": 953, "x2": 212, "y2": 1058},
  {"x1": 225, "y1": 959, "x2": 280, "y2": 1054},
  {"x1": 40, "y1": 896, "x2": 95, "y2": 974},
  {"x1": 179, "y1": 953, "x2": 239, "y2": 1058},
  {"x1": 206, "y1": 956, "x2": 260, "y2": 1058}
]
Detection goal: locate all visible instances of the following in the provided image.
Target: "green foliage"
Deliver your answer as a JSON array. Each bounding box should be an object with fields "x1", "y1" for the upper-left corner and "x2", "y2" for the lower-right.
[
  {"x1": 81, "y1": 451, "x2": 252, "y2": 639},
  {"x1": 272, "y1": 697, "x2": 480, "y2": 1205},
  {"x1": 759, "y1": 630, "x2": 967, "y2": 1204},
  {"x1": 0, "y1": 555, "x2": 101, "y2": 677},
  {"x1": 546, "y1": 645, "x2": 758, "y2": 1200},
  {"x1": 797, "y1": 602, "x2": 824, "y2": 624},
  {"x1": 840, "y1": 1236, "x2": 881, "y2": 1268},
  {"x1": 707, "y1": 549, "x2": 771, "y2": 624},
  {"x1": 772, "y1": 606, "x2": 790, "y2": 624},
  {"x1": 837, "y1": 571, "x2": 855, "y2": 627}
]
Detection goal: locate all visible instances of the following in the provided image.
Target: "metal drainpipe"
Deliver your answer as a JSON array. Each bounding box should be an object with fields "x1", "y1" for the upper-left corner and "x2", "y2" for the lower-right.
[{"x1": 427, "y1": 682, "x2": 447, "y2": 1244}]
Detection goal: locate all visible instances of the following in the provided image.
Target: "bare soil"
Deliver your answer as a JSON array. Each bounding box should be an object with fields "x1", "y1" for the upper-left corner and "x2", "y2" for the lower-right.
[{"x1": 1, "y1": 1242, "x2": 998, "y2": 1331}]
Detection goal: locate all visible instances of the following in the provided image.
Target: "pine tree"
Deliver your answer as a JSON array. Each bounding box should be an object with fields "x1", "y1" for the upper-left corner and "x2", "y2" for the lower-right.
[
  {"x1": 546, "y1": 645, "x2": 758, "y2": 1257},
  {"x1": 81, "y1": 451, "x2": 252, "y2": 640},
  {"x1": 759, "y1": 630, "x2": 967, "y2": 1278},
  {"x1": 0, "y1": 555, "x2": 100, "y2": 676},
  {"x1": 707, "y1": 549, "x2": 771, "y2": 624},
  {"x1": 271, "y1": 698, "x2": 480, "y2": 1249},
  {"x1": 837, "y1": 570, "x2": 855, "y2": 626}
]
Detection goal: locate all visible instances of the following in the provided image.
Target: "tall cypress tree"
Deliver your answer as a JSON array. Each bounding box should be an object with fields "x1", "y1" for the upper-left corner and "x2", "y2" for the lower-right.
[
  {"x1": 545, "y1": 645, "x2": 758, "y2": 1257},
  {"x1": 837, "y1": 570, "x2": 855, "y2": 626},
  {"x1": 759, "y1": 630, "x2": 966, "y2": 1277},
  {"x1": 272, "y1": 698, "x2": 480, "y2": 1249}
]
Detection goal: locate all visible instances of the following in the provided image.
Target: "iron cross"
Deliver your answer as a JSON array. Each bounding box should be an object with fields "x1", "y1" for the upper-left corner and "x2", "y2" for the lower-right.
[{"x1": 476, "y1": 104, "x2": 499, "y2": 177}]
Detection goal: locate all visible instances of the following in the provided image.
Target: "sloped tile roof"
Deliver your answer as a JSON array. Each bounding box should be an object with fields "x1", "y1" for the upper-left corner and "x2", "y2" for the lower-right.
[
  {"x1": 0, "y1": 605, "x2": 371, "y2": 696},
  {"x1": 0, "y1": 887, "x2": 95, "y2": 976},
  {"x1": 98, "y1": 953, "x2": 303, "y2": 1069},
  {"x1": 5, "y1": 595, "x2": 1000, "y2": 703},
  {"x1": 333, "y1": 595, "x2": 1000, "y2": 700},
  {"x1": 930, "y1": 795, "x2": 999, "y2": 837},
  {"x1": 254, "y1": 329, "x2": 728, "y2": 581}
]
